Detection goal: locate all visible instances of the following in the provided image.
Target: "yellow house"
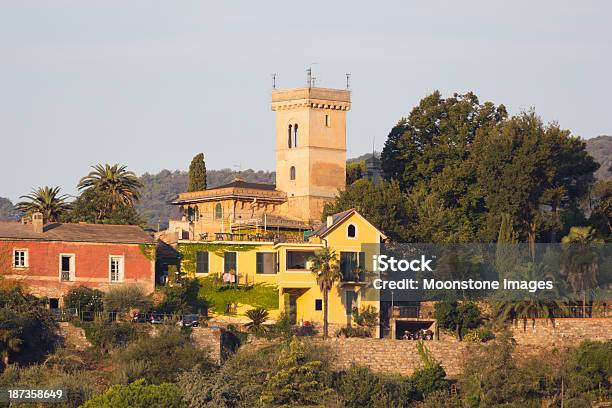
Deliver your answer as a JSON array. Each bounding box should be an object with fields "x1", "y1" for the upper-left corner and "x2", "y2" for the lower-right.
[{"x1": 176, "y1": 208, "x2": 385, "y2": 335}]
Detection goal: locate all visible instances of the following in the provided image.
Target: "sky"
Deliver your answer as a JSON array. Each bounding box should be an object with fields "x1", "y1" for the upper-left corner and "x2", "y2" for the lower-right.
[{"x1": 1, "y1": 1, "x2": 611, "y2": 202}]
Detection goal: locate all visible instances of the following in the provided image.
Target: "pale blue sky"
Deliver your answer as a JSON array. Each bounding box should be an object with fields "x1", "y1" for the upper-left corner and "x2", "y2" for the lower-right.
[{"x1": 1, "y1": 1, "x2": 610, "y2": 201}]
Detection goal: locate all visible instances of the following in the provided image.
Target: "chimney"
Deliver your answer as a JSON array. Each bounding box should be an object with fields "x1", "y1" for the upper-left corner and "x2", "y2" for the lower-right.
[
  {"x1": 326, "y1": 215, "x2": 334, "y2": 228},
  {"x1": 32, "y1": 212, "x2": 44, "y2": 234}
]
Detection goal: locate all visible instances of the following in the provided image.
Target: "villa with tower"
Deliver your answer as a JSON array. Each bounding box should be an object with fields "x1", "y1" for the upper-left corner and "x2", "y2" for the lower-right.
[{"x1": 162, "y1": 81, "x2": 389, "y2": 334}]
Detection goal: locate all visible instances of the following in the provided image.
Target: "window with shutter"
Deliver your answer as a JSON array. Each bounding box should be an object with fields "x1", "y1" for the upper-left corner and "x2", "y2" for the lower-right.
[{"x1": 196, "y1": 251, "x2": 209, "y2": 274}]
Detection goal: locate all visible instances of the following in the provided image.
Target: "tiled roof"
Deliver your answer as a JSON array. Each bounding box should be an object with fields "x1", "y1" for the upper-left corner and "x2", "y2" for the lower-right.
[
  {"x1": 0, "y1": 222, "x2": 155, "y2": 244},
  {"x1": 310, "y1": 208, "x2": 356, "y2": 237},
  {"x1": 207, "y1": 180, "x2": 277, "y2": 191}
]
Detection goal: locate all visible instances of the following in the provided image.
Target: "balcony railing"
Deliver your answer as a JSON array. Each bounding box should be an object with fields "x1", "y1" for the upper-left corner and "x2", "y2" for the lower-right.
[{"x1": 60, "y1": 271, "x2": 71, "y2": 281}]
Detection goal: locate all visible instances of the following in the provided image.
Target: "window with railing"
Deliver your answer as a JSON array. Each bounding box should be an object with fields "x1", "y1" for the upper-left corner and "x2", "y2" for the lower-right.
[{"x1": 60, "y1": 254, "x2": 74, "y2": 281}]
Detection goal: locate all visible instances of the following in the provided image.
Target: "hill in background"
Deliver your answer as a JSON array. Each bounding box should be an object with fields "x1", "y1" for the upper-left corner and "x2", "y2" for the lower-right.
[
  {"x1": 2, "y1": 137, "x2": 609, "y2": 227},
  {"x1": 585, "y1": 135, "x2": 612, "y2": 181}
]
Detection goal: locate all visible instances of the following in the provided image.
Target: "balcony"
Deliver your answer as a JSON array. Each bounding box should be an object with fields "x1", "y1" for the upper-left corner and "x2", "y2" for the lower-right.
[{"x1": 60, "y1": 271, "x2": 71, "y2": 282}]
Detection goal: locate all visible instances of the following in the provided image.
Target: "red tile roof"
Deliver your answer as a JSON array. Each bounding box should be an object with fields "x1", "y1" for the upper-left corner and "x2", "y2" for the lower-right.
[{"x1": 0, "y1": 222, "x2": 154, "y2": 244}]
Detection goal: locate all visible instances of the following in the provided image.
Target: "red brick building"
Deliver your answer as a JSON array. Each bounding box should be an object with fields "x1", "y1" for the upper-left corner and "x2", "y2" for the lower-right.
[{"x1": 0, "y1": 213, "x2": 156, "y2": 308}]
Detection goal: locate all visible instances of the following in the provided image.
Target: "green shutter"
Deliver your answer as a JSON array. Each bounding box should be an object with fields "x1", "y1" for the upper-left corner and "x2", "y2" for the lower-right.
[
  {"x1": 256, "y1": 253, "x2": 263, "y2": 274},
  {"x1": 196, "y1": 251, "x2": 209, "y2": 274},
  {"x1": 359, "y1": 252, "x2": 366, "y2": 269}
]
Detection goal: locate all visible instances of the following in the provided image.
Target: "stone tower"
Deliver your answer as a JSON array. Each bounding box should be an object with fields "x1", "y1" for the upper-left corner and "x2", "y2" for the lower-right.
[{"x1": 272, "y1": 85, "x2": 351, "y2": 223}]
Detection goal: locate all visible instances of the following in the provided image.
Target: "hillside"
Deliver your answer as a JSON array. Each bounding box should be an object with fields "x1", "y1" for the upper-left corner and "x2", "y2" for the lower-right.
[
  {"x1": 0, "y1": 197, "x2": 17, "y2": 221},
  {"x1": 585, "y1": 135, "x2": 612, "y2": 180}
]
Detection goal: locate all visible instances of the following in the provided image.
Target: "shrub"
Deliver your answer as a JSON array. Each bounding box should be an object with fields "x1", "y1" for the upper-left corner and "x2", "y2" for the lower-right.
[
  {"x1": 352, "y1": 305, "x2": 378, "y2": 328},
  {"x1": 336, "y1": 326, "x2": 371, "y2": 338},
  {"x1": 81, "y1": 319, "x2": 140, "y2": 353},
  {"x1": 335, "y1": 365, "x2": 417, "y2": 407},
  {"x1": 0, "y1": 287, "x2": 58, "y2": 366},
  {"x1": 63, "y1": 286, "x2": 104, "y2": 320},
  {"x1": 117, "y1": 325, "x2": 211, "y2": 384},
  {"x1": 259, "y1": 338, "x2": 334, "y2": 406},
  {"x1": 463, "y1": 327, "x2": 495, "y2": 343},
  {"x1": 81, "y1": 379, "x2": 184, "y2": 408},
  {"x1": 267, "y1": 312, "x2": 293, "y2": 340},
  {"x1": 295, "y1": 322, "x2": 317, "y2": 337},
  {"x1": 103, "y1": 285, "x2": 151, "y2": 315},
  {"x1": 434, "y1": 301, "x2": 482, "y2": 339},
  {"x1": 412, "y1": 364, "x2": 448, "y2": 399}
]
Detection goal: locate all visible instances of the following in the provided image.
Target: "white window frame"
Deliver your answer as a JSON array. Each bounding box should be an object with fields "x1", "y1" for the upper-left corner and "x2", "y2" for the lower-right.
[
  {"x1": 347, "y1": 223, "x2": 358, "y2": 240},
  {"x1": 59, "y1": 253, "x2": 76, "y2": 282},
  {"x1": 109, "y1": 255, "x2": 125, "y2": 283},
  {"x1": 13, "y1": 249, "x2": 28, "y2": 268}
]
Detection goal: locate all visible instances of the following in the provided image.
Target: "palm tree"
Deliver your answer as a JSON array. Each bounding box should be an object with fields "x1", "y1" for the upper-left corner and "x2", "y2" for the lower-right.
[
  {"x1": 494, "y1": 263, "x2": 567, "y2": 330},
  {"x1": 15, "y1": 186, "x2": 70, "y2": 222},
  {"x1": 561, "y1": 226, "x2": 604, "y2": 317},
  {"x1": 309, "y1": 248, "x2": 342, "y2": 338},
  {"x1": 245, "y1": 307, "x2": 269, "y2": 336},
  {"x1": 77, "y1": 164, "x2": 143, "y2": 207}
]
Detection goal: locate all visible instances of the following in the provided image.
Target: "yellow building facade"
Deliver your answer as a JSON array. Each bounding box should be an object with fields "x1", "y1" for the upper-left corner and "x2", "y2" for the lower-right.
[{"x1": 176, "y1": 209, "x2": 385, "y2": 333}]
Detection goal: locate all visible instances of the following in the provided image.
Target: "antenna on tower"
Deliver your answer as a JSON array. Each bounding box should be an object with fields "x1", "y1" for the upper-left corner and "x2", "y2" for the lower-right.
[
  {"x1": 346, "y1": 73, "x2": 351, "y2": 89},
  {"x1": 306, "y1": 67, "x2": 312, "y2": 88},
  {"x1": 271, "y1": 73, "x2": 276, "y2": 90}
]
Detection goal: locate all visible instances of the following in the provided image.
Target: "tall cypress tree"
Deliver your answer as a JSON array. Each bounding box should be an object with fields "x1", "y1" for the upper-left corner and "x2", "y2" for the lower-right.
[{"x1": 187, "y1": 153, "x2": 207, "y2": 192}]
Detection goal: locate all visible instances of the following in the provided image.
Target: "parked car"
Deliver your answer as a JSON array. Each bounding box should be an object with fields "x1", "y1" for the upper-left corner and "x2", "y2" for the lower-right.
[
  {"x1": 131, "y1": 313, "x2": 147, "y2": 323},
  {"x1": 179, "y1": 314, "x2": 200, "y2": 327},
  {"x1": 149, "y1": 313, "x2": 165, "y2": 324}
]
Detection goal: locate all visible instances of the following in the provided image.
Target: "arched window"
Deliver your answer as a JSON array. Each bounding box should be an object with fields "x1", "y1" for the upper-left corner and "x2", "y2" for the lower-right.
[
  {"x1": 290, "y1": 166, "x2": 296, "y2": 181},
  {"x1": 288, "y1": 124, "x2": 292, "y2": 148},
  {"x1": 293, "y1": 124, "x2": 298, "y2": 147},
  {"x1": 347, "y1": 224, "x2": 357, "y2": 238},
  {"x1": 214, "y1": 203, "x2": 222, "y2": 219}
]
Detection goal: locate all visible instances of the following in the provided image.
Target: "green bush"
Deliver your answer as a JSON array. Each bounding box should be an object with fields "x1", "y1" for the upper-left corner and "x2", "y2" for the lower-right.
[
  {"x1": 81, "y1": 379, "x2": 184, "y2": 408},
  {"x1": 335, "y1": 365, "x2": 417, "y2": 407},
  {"x1": 352, "y1": 305, "x2": 378, "y2": 328},
  {"x1": 0, "y1": 287, "x2": 58, "y2": 366},
  {"x1": 259, "y1": 338, "x2": 334, "y2": 406},
  {"x1": 63, "y1": 286, "x2": 104, "y2": 319},
  {"x1": 117, "y1": 325, "x2": 211, "y2": 384},
  {"x1": 103, "y1": 285, "x2": 152, "y2": 314},
  {"x1": 80, "y1": 319, "x2": 140, "y2": 352},
  {"x1": 463, "y1": 327, "x2": 495, "y2": 343},
  {"x1": 336, "y1": 326, "x2": 371, "y2": 338},
  {"x1": 244, "y1": 307, "x2": 269, "y2": 336},
  {"x1": 412, "y1": 364, "x2": 448, "y2": 399},
  {"x1": 434, "y1": 301, "x2": 482, "y2": 339}
]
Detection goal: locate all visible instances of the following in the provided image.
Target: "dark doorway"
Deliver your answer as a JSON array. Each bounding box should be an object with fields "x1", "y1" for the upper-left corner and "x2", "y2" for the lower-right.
[{"x1": 49, "y1": 298, "x2": 59, "y2": 309}]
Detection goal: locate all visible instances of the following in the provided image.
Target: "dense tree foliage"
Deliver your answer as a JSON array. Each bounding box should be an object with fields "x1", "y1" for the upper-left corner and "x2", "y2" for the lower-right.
[
  {"x1": 62, "y1": 189, "x2": 143, "y2": 225},
  {"x1": 78, "y1": 164, "x2": 143, "y2": 206},
  {"x1": 187, "y1": 153, "x2": 207, "y2": 192},
  {"x1": 63, "y1": 286, "x2": 104, "y2": 317},
  {"x1": 15, "y1": 186, "x2": 71, "y2": 222},
  {"x1": 81, "y1": 379, "x2": 184, "y2": 408},
  {"x1": 324, "y1": 91, "x2": 603, "y2": 244},
  {"x1": 0, "y1": 287, "x2": 58, "y2": 367}
]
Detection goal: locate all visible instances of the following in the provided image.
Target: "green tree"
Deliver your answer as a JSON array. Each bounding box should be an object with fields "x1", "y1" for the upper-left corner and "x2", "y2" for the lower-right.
[
  {"x1": 434, "y1": 301, "x2": 482, "y2": 340},
  {"x1": 495, "y1": 213, "x2": 519, "y2": 281},
  {"x1": 0, "y1": 309, "x2": 22, "y2": 366},
  {"x1": 346, "y1": 160, "x2": 365, "y2": 185},
  {"x1": 322, "y1": 179, "x2": 411, "y2": 241},
  {"x1": 260, "y1": 337, "x2": 333, "y2": 406},
  {"x1": 103, "y1": 285, "x2": 152, "y2": 315},
  {"x1": 81, "y1": 379, "x2": 184, "y2": 408},
  {"x1": 78, "y1": 163, "x2": 143, "y2": 208},
  {"x1": 63, "y1": 189, "x2": 143, "y2": 225},
  {"x1": 590, "y1": 180, "x2": 612, "y2": 238},
  {"x1": 187, "y1": 153, "x2": 207, "y2": 192},
  {"x1": 15, "y1": 186, "x2": 71, "y2": 222},
  {"x1": 561, "y1": 226, "x2": 604, "y2": 316},
  {"x1": 309, "y1": 248, "x2": 342, "y2": 338}
]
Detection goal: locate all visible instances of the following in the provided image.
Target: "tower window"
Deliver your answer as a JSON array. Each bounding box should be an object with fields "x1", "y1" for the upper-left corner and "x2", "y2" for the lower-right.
[
  {"x1": 288, "y1": 124, "x2": 292, "y2": 148},
  {"x1": 293, "y1": 124, "x2": 298, "y2": 147},
  {"x1": 214, "y1": 203, "x2": 222, "y2": 219},
  {"x1": 325, "y1": 114, "x2": 330, "y2": 127},
  {"x1": 290, "y1": 166, "x2": 296, "y2": 181}
]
